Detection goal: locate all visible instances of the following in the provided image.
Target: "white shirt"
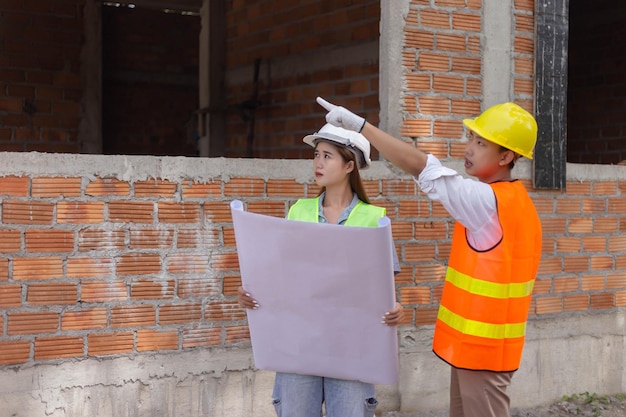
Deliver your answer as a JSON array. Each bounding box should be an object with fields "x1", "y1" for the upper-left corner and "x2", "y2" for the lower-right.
[{"x1": 415, "y1": 154, "x2": 502, "y2": 251}]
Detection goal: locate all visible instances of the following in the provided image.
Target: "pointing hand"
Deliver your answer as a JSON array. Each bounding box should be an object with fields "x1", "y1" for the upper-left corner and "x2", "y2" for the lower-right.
[{"x1": 316, "y1": 96, "x2": 366, "y2": 133}]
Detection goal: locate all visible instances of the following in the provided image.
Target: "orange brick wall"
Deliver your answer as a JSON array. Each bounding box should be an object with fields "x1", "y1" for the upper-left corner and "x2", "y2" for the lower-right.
[
  {"x1": 401, "y1": 0, "x2": 536, "y2": 158},
  {"x1": 1, "y1": 169, "x2": 626, "y2": 366},
  {"x1": 0, "y1": 0, "x2": 84, "y2": 153},
  {"x1": 224, "y1": 0, "x2": 382, "y2": 159}
]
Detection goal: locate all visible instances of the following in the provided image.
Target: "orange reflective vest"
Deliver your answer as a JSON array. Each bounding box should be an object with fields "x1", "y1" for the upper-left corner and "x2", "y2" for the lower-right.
[
  {"x1": 432, "y1": 180, "x2": 542, "y2": 372},
  {"x1": 287, "y1": 197, "x2": 385, "y2": 227}
]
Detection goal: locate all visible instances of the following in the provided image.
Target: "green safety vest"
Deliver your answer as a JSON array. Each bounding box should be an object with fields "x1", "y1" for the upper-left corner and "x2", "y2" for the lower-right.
[{"x1": 287, "y1": 197, "x2": 385, "y2": 227}]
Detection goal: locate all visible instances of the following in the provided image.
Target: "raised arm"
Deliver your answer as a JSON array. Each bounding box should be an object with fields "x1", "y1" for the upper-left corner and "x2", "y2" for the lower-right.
[{"x1": 317, "y1": 97, "x2": 428, "y2": 177}]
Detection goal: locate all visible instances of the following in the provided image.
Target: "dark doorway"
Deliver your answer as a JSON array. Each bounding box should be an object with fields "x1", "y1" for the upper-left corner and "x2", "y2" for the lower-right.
[
  {"x1": 102, "y1": 4, "x2": 200, "y2": 156},
  {"x1": 567, "y1": 1, "x2": 626, "y2": 164}
]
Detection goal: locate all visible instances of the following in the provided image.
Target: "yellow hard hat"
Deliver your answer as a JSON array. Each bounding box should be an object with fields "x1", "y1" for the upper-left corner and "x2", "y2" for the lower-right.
[{"x1": 463, "y1": 102, "x2": 538, "y2": 159}]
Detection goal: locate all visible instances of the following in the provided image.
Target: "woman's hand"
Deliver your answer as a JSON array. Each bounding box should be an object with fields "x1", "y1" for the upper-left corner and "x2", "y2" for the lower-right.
[
  {"x1": 237, "y1": 286, "x2": 259, "y2": 310},
  {"x1": 382, "y1": 302, "x2": 404, "y2": 326}
]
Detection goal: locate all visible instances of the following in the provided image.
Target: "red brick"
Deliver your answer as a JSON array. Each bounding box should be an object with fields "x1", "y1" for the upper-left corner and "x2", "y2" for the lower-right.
[
  {"x1": 81, "y1": 280, "x2": 127, "y2": 302},
  {"x1": 204, "y1": 202, "x2": 232, "y2": 223},
  {"x1": 2, "y1": 200, "x2": 54, "y2": 224},
  {"x1": 400, "y1": 286, "x2": 431, "y2": 305},
  {"x1": 88, "y1": 332, "x2": 134, "y2": 356},
  {"x1": 224, "y1": 177, "x2": 265, "y2": 197},
  {"x1": 0, "y1": 176, "x2": 29, "y2": 196},
  {"x1": 32, "y1": 177, "x2": 81, "y2": 197},
  {"x1": 553, "y1": 276, "x2": 579, "y2": 293},
  {"x1": 225, "y1": 325, "x2": 250, "y2": 343},
  {"x1": 0, "y1": 229, "x2": 21, "y2": 253},
  {"x1": 535, "y1": 296, "x2": 563, "y2": 314},
  {"x1": 86, "y1": 178, "x2": 130, "y2": 196},
  {"x1": 137, "y1": 329, "x2": 178, "y2": 351},
  {"x1": 177, "y1": 228, "x2": 218, "y2": 248},
  {"x1": 62, "y1": 308, "x2": 107, "y2": 330},
  {"x1": 606, "y1": 273, "x2": 626, "y2": 289},
  {"x1": 222, "y1": 275, "x2": 242, "y2": 296},
  {"x1": 452, "y1": 12, "x2": 481, "y2": 32},
  {"x1": 181, "y1": 181, "x2": 223, "y2": 198},
  {"x1": 159, "y1": 302, "x2": 202, "y2": 324},
  {"x1": 129, "y1": 228, "x2": 174, "y2": 249},
  {"x1": 563, "y1": 256, "x2": 589, "y2": 273},
  {"x1": 25, "y1": 229, "x2": 74, "y2": 252},
  {"x1": 414, "y1": 307, "x2": 438, "y2": 326},
  {"x1": 13, "y1": 257, "x2": 63, "y2": 280},
  {"x1": 27, "y1": 282, "x2": 77, "y2": 305},
  {"x1": 8, "y1": 311, "x2": 59, "y2": 335},
  {"x1": 383, "y1": 179, "x2": 417, "y2": 197},
  {"x1": 57, "y1": 201, "x2": 104, "y2": 223},
  {"x1": 406, "y1": 27, "x2": 435, "y2": 50},
  {"x1": 130, "y1": 279, "x2": 175, "y2": 300},
  {"x1": 418, "y1": 52, "x2": 451, "y2": 72},
  {"x1": 205, "y1": 300, "x2": 246, "y2": 321},
  {"x1": 158, "y1": 202, "x2": 201, "y2": 223},
  {"x1": 419, "y1": 96, "x2": 451, "y2": 116},
  {"x1": 167, "y1": 254, "x2": 209, "y2": 274},
  {"x1": 247, "y1": 201, "x2": 286, "y2": 218},
  {"x1": 35, "y1": 336, "x2": 83, "y2": 360},
  {"x1": 555, "y1": 237, "x2": 580, "y2": 253},
  {"x1": 109, "y1": 201, "x2": 154, "y2": 223},
  {"x1": 564, "y1": 295, "x2": 589, "y2": 312},
  {"x1": 404, "y1": 243, "x2": 436, "y2": 262},
  {"x1": 134, "y1": 179, "x2": 176, "y2": 197},
  {"x1": 182, "y1": 327, "x2": 221, "y2": 348},
  {"x1": 78, "y1": 228, "x2": 126, "y2": 251},
  {"x1": 117, "y1": 253, "x2": 161, "y2": 275},
  {"x1": 67, "y1": 257, "x2": 113, "y2": 278},
  {"x1": 0, "y1": 284, "x2": 22, "y2": 307},
  {"x1": 420, "y1": 9, "x2": 450, "y2": 29},
  {"x1": 0, "y1": 340, "x2": 30, "y2": 365},
  {"x1": 110, "y1": 304, "x2": 156, "y2": 328},
  {"x1": 210, "y1": 252, "x2": 240, "y2": 271},
  {"x1": 567, "y1": 218, "x2": 592, "y2": 234},
  {"x1": 590, "y1": 293, "x2": 614, "y2": 310},
  {"x1": 581, "y1": 275, "x2": 605, "y2": 291}
]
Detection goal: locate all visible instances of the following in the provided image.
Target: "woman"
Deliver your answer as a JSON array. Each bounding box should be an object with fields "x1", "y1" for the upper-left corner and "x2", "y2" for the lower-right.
[{"x1": 238, "y1": 123, "x2": 404, "y2": 417}]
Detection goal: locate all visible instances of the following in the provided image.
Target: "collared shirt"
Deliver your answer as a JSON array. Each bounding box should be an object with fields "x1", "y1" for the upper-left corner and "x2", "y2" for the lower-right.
[
  {"x1": 415, "y1": 154, "x2": 502, "y2": 251},
  {"x1": 317, "y1": 191, "x2": 401, "y2": 273}
]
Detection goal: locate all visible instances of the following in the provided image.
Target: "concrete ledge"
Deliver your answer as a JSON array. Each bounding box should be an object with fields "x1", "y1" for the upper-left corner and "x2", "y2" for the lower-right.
[{"x1": 1, "y1": 311, "x2": 623, "y2": 416}]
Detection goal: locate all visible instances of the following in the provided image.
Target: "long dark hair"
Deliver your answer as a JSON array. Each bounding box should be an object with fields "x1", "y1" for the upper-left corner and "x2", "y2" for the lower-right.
[{"x1": 316, "y1": 141, "x2": 370, "y2": 204}]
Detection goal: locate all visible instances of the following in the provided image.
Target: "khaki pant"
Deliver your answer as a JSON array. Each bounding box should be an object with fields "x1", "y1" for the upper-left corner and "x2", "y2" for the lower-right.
[{"x1": 449, "y1": 367, "x2": 514, "y2": 417}]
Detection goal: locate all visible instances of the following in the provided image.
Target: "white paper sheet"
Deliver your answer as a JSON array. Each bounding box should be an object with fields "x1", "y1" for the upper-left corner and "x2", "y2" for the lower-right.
[{"x1": 230, "y1": 199, "x2": 399, "y2": 385}]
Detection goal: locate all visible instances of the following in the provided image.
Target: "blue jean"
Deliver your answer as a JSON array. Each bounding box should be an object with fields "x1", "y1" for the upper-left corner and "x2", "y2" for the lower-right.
[{"x1": 272, "y1": 372, "x2": 377, "y2": 417}]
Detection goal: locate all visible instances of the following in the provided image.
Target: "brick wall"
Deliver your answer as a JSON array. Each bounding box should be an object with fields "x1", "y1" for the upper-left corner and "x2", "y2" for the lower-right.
[
  {"x1": 1, "y1": 0, "x2": 626, "y2": 376},
  {"x1": 0, "y1": 157, "x2": 625, "y2": 366},
  {"x1": 400, "y1": 0, "x2": 536, "y2": 159},
  {"x1": 0, "y1": 0, "x2": 84, "y2": 153},
  {"x1": 224, "y1": 0, "x2": 382, "y2": 159}
]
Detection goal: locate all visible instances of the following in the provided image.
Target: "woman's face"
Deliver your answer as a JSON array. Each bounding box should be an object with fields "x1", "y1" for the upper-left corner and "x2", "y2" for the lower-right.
[{"x1": 313, "y1": 140, "x2": 354, "y2": 188}]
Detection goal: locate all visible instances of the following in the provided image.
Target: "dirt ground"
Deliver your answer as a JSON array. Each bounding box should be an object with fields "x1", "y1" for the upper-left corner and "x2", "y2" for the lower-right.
[{"x1": 382, "y1": 392, "x2": 626, "y2": 417}]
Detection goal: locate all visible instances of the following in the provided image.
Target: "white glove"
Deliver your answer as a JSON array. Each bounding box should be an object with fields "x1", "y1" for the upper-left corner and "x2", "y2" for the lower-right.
[{"x1": 316, "y1": 96, "x2": 366, "y2": 133}]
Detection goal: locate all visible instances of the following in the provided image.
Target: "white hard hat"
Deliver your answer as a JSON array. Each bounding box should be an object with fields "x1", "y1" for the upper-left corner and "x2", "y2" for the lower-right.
[{"x1": 303, "y1": 123, "x2": 371, "y2": 169}]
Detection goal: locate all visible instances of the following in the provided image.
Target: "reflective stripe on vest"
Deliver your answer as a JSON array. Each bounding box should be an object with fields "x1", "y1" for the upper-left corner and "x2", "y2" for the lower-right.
[
  {"x1": 287, "y1": 197, "x2": 385, "y2": 227},
  {"x1": 432, "y1": 180, "x2": 542, "y2": 372}
]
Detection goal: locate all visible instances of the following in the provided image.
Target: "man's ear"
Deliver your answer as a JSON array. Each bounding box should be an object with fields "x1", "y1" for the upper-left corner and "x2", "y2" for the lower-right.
[{"x1": 500, "y1": 150, "x2": 516, "y2": 166}]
